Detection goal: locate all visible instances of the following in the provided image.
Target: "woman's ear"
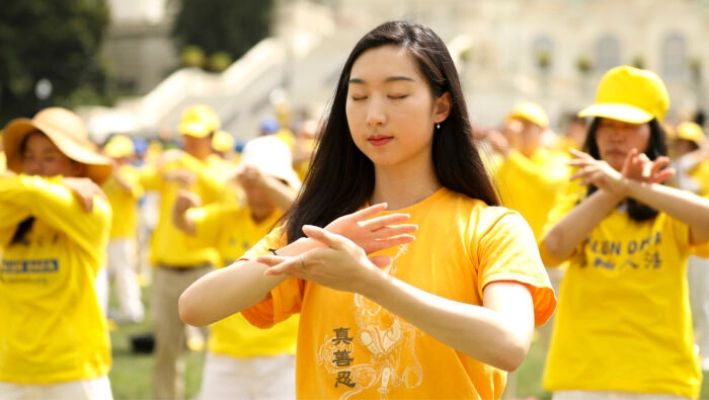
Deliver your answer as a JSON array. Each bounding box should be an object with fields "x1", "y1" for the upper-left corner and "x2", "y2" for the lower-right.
[{"x1": 434, "y1": 92, "x2": 452, "y2": 124}]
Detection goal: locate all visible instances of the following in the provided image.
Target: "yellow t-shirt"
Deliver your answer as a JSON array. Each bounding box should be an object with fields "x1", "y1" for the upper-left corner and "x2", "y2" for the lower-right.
[
  {"x1": 140, "y1": 153, "x2": 226, "y2": 267},
  {"x1": 189, "y1": 203, "x2": 298, "y2": 358},
  {"x1": 0, "y1": 175, "x2": 112, "y2": 383},
  {"x1": 542, "y1": 186, "x2": 705, "y2": 398},
  {"x1": 102, "y1": 164, "x2": 143, "y2": 239},
  {"x1": 494, "y1": 148, "x2": 570, "y2": 239},
  {"x1": 241, "y1": 188, "x2": 556, "y2": 399},
  {"x1": 0, "y1": 152, "x2": 6, "y2": 173}
]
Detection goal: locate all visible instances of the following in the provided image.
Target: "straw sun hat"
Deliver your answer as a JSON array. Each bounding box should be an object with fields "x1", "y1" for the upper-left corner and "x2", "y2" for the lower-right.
[{"x1": 3, "y1": 107, "x2": 113, "y2": 184}]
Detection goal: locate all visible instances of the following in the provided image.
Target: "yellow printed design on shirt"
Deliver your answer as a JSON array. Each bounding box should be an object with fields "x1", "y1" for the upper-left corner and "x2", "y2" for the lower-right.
[{"x1": 315, "y1": 244, "x2": 424, "y2": 397}]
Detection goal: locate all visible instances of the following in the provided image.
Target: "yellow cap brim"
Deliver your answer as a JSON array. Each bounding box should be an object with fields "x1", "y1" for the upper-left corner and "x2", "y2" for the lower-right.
[
  {"x1": 178, "y1": 121, "x2": 212, "y2": 138},
  {"x1": 578, "y1": 103, "x2": 654, "y2": 124}
]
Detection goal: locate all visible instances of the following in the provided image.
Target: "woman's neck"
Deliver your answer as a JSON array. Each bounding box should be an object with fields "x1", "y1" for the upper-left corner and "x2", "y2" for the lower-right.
[{"x1": 370, "y1": 159, "x2": 440, "y2": 210}]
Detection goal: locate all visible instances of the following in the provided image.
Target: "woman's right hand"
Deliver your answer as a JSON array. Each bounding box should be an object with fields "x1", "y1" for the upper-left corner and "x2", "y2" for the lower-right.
[
  {"x1": 324, "y1": 203, "x2": 417, "y2": 254},
  {"x1": 621, "y1": 149, "x2": 674, "y2": 185},
  {"x1": 62, "y1": 177, "x2": 106, "y2": 212}
]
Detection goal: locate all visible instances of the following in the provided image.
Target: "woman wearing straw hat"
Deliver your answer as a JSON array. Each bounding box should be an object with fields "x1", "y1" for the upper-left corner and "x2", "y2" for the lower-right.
[
  {"x1": 541, "y1": 66, "x2": 709, "y2": 399},
  {"x1": 0, "y1": 107, "x2": 114, "y2": 399}
]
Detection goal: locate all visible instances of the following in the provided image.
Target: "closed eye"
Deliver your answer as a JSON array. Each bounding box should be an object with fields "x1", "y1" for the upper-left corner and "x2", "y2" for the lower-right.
[{"x1": 388, "y1": 94, "x2": 409, "y2": 100}]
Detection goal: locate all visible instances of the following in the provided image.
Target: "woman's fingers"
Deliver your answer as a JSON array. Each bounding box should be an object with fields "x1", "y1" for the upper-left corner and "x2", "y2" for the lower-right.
[
  {"x1": 256, "y1": 255, "x2": 289, "y2": 266},
  {"x1": 261, "y1": 256, "x2": 304, "y2": 276},
  {"x1": 369, "y1": 255, "x2": 392, "y2": 269},
  {"x1": 569, "y1": 148, "x2": 593, "y2": 160},
  {"x1": 369, "y1": 224, "x2": 418, "y2": 239},
  {"x1": 653, "y1": 167, "x2": 675, "y2": 183},
  {"x1": 358, "y1": 213, "x2": 412, "y2": 231},
  {"x1": 567, "y1": 158, "x2": 593, "y2": 167},
  {"x1": 570, "y1": 165, "x2": 594, "y2": 181},
  {"x1": 366, "y1": 234, "x2": 416, "y2": 253},
  {"x1": 650, "y1": 157, "x2": 671, "y2": 175},
  {"x1": 303, "y1": 225, "x2": 351, "y2": 250},
  {"x1": 348, "y1": 203, "x2": 388, "y2": 221}
]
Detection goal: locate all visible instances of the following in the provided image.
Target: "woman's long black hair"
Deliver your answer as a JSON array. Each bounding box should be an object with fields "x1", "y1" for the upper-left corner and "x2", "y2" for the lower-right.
[
  {"x1": 284, "y1": 20, "x2": 498, "y2": 243},
  {"x1": 583, "y1": 117, "x2": 668, "y2": 221}
]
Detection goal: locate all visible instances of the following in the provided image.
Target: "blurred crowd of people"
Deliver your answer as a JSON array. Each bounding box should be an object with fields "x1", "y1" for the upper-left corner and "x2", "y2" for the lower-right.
[{"x1": 1, "y1": 19, "x2": 709, "y2": 400}]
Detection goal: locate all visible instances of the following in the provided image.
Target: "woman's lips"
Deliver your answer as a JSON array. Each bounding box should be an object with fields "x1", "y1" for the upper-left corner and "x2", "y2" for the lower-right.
[{"x1": 367, "y1": 136, "x2": 394, "y2": 146}]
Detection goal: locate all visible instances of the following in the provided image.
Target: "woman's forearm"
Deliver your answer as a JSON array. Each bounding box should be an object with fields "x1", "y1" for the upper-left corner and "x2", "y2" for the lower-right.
[
  {"x1": 359, "y1": 274, "x2": 535, "y2": 371},
  {"x1": 542, "y1": 189, "x2": 621, "y2": 264},
  {"x1": 625, "y1": 180, "x2": 709, "y2": 242},
  {"x1": 179, "y1": 237, "x2": 322, "y2": 326}
]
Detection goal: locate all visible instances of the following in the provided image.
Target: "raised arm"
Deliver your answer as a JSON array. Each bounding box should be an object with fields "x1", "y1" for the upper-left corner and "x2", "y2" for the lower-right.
[
  {"x1": 237, "y1": 165, "x2": 298, "y2": 211},
  {"x1": 257, "y1": 217, "x2": 551, "y2": 372},
  {"x1": 568, "y1": 148, "x2": 709, "y2": 243},
  {"x1": 0, "y1": 174, "x2": 111, "y2": 255},
  {"x1": 179, "y1": 203, "x2": 417, "y2": 326}
]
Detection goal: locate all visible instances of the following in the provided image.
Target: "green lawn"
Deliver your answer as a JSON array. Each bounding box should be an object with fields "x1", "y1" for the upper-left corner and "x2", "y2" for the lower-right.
[
  {"x1": 106, "y1": 285, "x2": 709, "y2": 399},
  {"x1": 109, "y1": 320, "x2": 205, "y2": 400}
]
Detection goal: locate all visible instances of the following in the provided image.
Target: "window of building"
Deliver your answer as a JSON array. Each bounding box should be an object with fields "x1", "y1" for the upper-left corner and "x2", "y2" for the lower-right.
[
  {"x1": 594, "y1": 34, "x2": 621, "y2": 74},
  {"x1": 661, "y1": 32, "x2": 689, "y2": 81}
]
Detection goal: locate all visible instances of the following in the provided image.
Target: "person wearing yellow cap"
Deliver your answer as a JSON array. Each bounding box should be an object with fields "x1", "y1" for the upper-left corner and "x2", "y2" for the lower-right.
[
  {"x1": 491, "y1": 101, "x2": 571, "y2": 240},
  {"x1": 211, "y1": 130, "x2": 236, "y2": 161},
  {"x1": 540, "y1": 66, "x2": 709, "y2": 399},
  {"x1": 140, "y1": 104, "x2": 228, "y2": 400},
  {"x1": 671, "y1": 121, "x2": 709, "y2": 371},
  {"x1": 0, "y1": 108, "x2": 114, "y2": 399},
  {"x1": 173, "y1": 136, "x2": 300, "y2": 400},
  {"x1": 101, "y1": 135, "x2": 145, "y2": 324}
]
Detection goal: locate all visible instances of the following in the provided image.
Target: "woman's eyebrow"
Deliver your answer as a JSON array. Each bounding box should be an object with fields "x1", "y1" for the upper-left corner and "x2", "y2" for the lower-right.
[{"x1": 349, "y1": 76, "x2": 415, "y2": 84}]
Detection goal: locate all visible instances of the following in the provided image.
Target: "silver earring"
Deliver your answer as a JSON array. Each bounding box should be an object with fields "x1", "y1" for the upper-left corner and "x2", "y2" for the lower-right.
[{"x1": 435, "y1": 123, "x2": 441, "y2": 130}]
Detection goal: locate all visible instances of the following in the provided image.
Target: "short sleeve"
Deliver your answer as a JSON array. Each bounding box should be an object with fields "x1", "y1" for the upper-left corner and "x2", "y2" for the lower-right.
[
  {"x1": 240, "y1": 226, "x2": 305, "y2": 328},
  {"x1": 477, "y1": 210, "x2": 557, "y2": 326}
]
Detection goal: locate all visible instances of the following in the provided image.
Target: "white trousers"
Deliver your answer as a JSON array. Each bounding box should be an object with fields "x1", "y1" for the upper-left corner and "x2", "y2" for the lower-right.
[
  {"x1": 98, "y1": 239, "x2": 144, "y2": 322},
  {"x1": 688, "y1": 255, "x2": 709, "y2": 358},
  {"x1": 0, "y1": 376, "x2": 113, "y2": 400},
  {"x1": 553, "y1": 391, "x2": 689, "y2": 400},
  {"x1": 197, "y1": 353, "x2": 295, "y2": 400}
]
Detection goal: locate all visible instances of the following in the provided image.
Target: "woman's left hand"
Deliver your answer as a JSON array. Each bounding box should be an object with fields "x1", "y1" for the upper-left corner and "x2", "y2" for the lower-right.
[
  {"x1": 257, "y1": 225, "x2": 393, "y2": 293},
  {"x1": 568, "y1": 149, "x2": 674, "y2": 196},
  {"x1": 568, "y1": 149, "x2": 627, "y2": 196}
]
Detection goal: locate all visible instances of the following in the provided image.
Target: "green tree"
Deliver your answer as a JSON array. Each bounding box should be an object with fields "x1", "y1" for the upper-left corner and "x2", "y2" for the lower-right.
[
  {"x1": 0, "y1": 0, "x2": 111, "y2": 125},
  {"x1": 172, "y1": 0, "x2": 273, "y2": 71}
]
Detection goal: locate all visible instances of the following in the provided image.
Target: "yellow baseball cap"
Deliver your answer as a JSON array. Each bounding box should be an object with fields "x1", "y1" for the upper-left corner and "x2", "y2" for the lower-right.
[
  {"x1": 675, "y1": 121, "x2": 705, "y2": 146},
  {"x1": 104, "y1": 134, "x2": 135, "y2": 158},
  {"x1": 507, "y1": 102, "x2": 549, "y2": 129},
  {"x1": 178, "y1": 104, "x2": 220, "y2": 138},
  {"x1": 212, "y1": 130, "x2": 235, "y2": 152},
  {"x1": 579, "y1": 65, "x2": 670, "y2": 123}
]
